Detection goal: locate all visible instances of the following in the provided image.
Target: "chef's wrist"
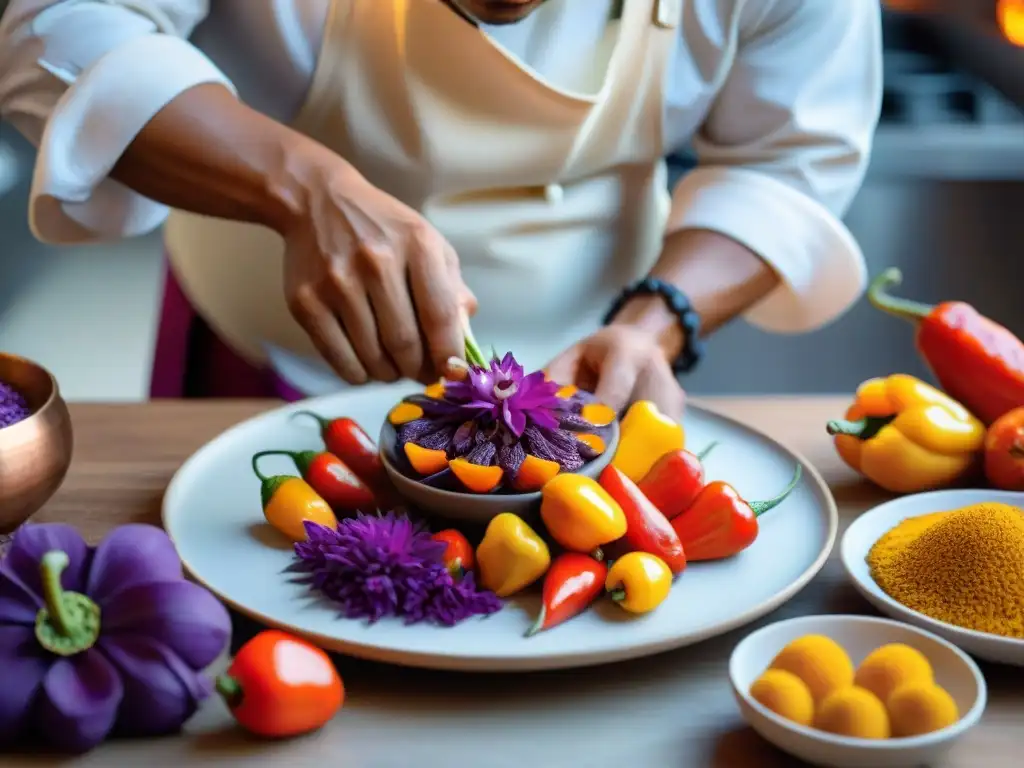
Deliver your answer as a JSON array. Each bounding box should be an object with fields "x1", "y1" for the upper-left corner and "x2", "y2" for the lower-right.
[{"x1": 609, "y1": 293, "x2": 687, "y2": 365}]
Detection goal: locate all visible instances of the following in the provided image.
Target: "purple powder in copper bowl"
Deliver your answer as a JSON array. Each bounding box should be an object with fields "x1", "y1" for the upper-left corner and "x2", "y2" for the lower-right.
[{"x1": 0, "y1": 380, "x2": 31, "y2": 429}]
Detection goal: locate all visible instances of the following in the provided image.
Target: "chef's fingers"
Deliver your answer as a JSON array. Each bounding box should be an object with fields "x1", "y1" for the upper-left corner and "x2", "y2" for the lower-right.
[
  {"x1": 324, "y1": 268, "x2": 399, "y2": 383},
  {"x1": 633, "y1": 360, "x2": 686, "y2": 423},
  {"x1": 408, "y1": 239, "x2": 465, "y2": 377},
  {"x1": 544, "y1": 345, "x2": 582, "y2": 389},
  {"x1": 288, "y1": 286, "x2": 369, "y2": 385},
  {"x1": 593, "y1": 345, "x2": 641, "y2": 414},
  {"x1": 358, "y1": 245, "x2": 425, "y2": 381}
]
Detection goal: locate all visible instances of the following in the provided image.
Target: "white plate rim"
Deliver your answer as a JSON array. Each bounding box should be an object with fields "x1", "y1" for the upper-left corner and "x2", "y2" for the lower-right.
[
  {"x1": 728, "y1": 613, "x2": 988, "y2": 750},
  {"x1": 162, "y1": 391, "x2": 839, "y2": 671},
  {"x1": 840, "y1": 488, "x2": 1024, "y2": 660}
]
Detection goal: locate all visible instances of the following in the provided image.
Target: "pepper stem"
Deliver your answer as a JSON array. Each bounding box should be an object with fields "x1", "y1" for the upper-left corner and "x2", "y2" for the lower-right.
[
  {"x1": 251, "y1": 452, "x2": 271, "y2": 482},
  {"x1": 696, "y1": 442, "x2": 719, "y2": 461},
  {"x1": 826, "y1": 415, "x2": 896, "y2": 441},
  {"x1": 290, "y1": 410, "x2": 330, "y2": 431},
  {"x1": 749, "y1": 465, "x2": 803, "y2": 518},
  {"x1": 252, "y1": 450, "x2": 316, "y2": 477},
  {"x1": 215, "y1": 675, "x2": 244, "y2": 708},
  {"x1": 34, "y1": 550, "x2": 101, "y2": 656},
  {"x1": 524, "y1": 606, "x2": 547, "y2": 638},
  {"x1": 609, "y1": 588, "x2": 626, "y2": 602},
  {"x1": 867, "y1": 268, "x2": 935, "y2": 325}
]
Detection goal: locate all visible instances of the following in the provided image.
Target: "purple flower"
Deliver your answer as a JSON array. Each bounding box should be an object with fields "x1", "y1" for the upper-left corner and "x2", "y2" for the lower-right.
[
  {"x1": 292, "y1": 513, "x2": 502, "y2": 627},
  {"x1": 395, "y1": 352, "x2": 614, "y2": 487},
  {"x1": 0, "y1": 381, "x2": 30, "y2": 429},
  {"x1": 0, "y1": 523, "x2": 231, "y2": 753}
]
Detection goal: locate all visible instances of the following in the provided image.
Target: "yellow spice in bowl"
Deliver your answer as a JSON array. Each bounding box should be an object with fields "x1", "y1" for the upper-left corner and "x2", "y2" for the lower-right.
[{"x1": 867, "y1": 503, "x2": 1024, "y2": 638}]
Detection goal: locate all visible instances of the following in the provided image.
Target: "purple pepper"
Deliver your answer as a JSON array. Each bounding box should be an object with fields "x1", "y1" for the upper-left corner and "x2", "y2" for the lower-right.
[{"x1": 0, "y1": 523, "x2": 231, "y2": 753}]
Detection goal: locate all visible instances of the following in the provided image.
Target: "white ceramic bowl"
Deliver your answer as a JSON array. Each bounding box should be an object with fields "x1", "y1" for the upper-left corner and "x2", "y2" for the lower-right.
[
  {"x1": 730, "y1": 614, "x2": 986, "y2": 768},
  {"x1": 842, "y1": 488, "x2": 1024, "y2": 666}
]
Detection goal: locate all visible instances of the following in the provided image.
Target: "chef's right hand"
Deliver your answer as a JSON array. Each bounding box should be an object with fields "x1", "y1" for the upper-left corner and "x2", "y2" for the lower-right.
[{"x1": 281, "y1": 163, "x2": 477, "y2": 386}]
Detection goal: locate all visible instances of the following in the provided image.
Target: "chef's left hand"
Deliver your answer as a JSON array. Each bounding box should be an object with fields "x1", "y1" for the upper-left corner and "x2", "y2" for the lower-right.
[{"x1": 546, "y1": 326, "x2": 686, "y2": 422}]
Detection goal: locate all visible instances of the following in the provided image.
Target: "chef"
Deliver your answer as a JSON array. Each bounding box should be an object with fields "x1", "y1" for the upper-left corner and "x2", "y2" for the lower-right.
[{"x1": 0, "y1": 0, "x2": 881, "y2": 419}]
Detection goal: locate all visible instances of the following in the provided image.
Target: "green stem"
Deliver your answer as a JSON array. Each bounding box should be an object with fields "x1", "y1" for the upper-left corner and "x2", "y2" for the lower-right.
[
  {"x1": 40, "y1": 551, "x2": 73, "y2": 636},
  {"x1": 215, "y1": 675, "x2": 244, "y2": 709},
  {"x1": 524, "y1": 606, "x2": 547, "y2": 638},
  {"x1": 867, "y1": 268, "x2": 935, "y2": 325},
  {"x1": 290, "y1": 410, "x2": 330, "y2": 431},
  {"x1": 34, "y1": 550, "x2": 101, "y2": 656},
  {"x1": 749, "y1": 464, "x2": 803, "y2": 518},
  {"x1": 252, "y1": 450, "x2": 316, "y2": 477},
  {"x1": 609, "y1": 587, "x2": 626, "y2": 602},
  {"x1": 826, "y1": 415, "x2": 896, "y2": 441},
  {"x1": 462, "y1": 319, "x2": 488, "y2": 367},
  {"x1": 696, "y1": 442, "x2": 719, "y2": 461},
  {"x1": 251, "y1": 452, "x2": 271, "y2": 483}
]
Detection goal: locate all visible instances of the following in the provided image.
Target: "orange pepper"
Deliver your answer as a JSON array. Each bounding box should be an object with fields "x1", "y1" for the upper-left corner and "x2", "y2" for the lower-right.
[
  {"x1": 404, "y1": 443, "x2": 449, "y2": 475},
  {"x1": 388, "y1": 402, "x2": 423, "y2": 425},
  {"x1": 580, "y1": 403, "x2": 616, "y2": 428},
  {"x1": 450, "y1": 459, "x2": 503, "y2": 493},
  {"x1": 513, "y1": 455, "x2": 561, "y2": 491},
  {"x1": 576, "y1": 433, "x2": 606, "y2": 455},
  {"x1": 540, "y1": 474, "x2": 627, "y2": 553}
]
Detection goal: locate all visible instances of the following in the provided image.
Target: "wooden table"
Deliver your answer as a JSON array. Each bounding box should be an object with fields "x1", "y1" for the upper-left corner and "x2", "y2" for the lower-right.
[{"x1": 12, "y1": 398, "x2": 1021, "y2": 767}]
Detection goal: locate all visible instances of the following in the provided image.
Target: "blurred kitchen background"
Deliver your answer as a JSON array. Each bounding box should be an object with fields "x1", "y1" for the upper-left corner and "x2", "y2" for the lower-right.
[{"x1": 0, "y1": 0, "x2": 1022, "y2": 401}]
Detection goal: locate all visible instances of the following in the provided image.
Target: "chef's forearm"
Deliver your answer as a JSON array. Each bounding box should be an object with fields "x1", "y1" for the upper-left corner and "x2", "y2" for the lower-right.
[
  {"x1": 111, "y1": 83, "x2": 340, "y2": 234},
  {"x1": 609, "y1": 228, "x2": 780, "y2": 362}
]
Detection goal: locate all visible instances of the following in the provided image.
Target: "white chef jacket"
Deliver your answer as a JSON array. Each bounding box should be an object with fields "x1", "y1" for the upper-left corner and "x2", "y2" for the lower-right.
[{"x1": 0, "y1": 0, "x2": 882, "y2": 335}]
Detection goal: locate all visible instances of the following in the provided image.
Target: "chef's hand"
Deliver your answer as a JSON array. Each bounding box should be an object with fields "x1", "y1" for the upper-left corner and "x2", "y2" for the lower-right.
[
  {"x1": 545, "y1": 326, "x2": 686, "y2": 422},
  {"x1": 282, "y1": 165, "x2": 477, "y2": 385}
]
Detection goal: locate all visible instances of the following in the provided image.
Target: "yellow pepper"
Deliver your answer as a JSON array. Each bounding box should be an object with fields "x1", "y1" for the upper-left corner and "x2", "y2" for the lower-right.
[
  {"x1": 611, "y1": 400, "x2": 685, "y2": 482},
  {"x1": 605, "y1": 552, "x2": 672, "y2": 614},
  {"x1": 540, "y1": 474, "x2": 627, "y2": 553},
  {"x1": 257, "y1": 475, "x2": 337, "y2": 542},
  {"x1": 476, "y1": 513, "x2": 551, "y2": 597},
  {"x1": 827, "y1": 374, "x2": 985, "y2": 494}
]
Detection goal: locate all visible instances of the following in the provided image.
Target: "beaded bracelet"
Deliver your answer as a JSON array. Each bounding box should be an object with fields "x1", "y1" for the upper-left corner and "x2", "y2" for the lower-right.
[{"x1": 602, "y1": 277, "x2": 705, "y2": 375}]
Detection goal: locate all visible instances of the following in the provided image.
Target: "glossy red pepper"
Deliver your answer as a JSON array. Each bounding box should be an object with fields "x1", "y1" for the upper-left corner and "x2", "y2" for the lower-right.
[
  {"x1": 637, "y1": 442, "x2": 717, "y2": 521},
  {"x1": 526, "y1": 552, "x2": 607, "y2": 637},
  {"x1": 671, "y1": 465, "x2": 802, "y2": 561},
  {"x1": 869, "y1": 268, "x2": 1024, "y2": 425},
  {"x1": 216, "y1": 630, "x2": 344, "y2": 738},
  {"x1": 252, "y1": 450, "x2": 376, "y2": 512},
  {"x1": 599, "y1": 465, "x2": 687, "y2": 574},
  {"x1": 432, "y1": 529, "x2": 475, "y2": 576},
  {"x1": 292, "y1": 412, "x2": 385, "y2": 485}
]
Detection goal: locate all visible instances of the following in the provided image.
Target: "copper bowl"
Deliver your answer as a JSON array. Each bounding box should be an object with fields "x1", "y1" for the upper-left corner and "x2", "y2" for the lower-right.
[{"x1": 0, "y1": 353, "x2": 73, "y2": 534}]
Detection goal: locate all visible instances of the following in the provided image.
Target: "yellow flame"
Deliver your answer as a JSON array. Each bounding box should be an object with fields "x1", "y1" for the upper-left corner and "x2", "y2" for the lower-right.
[{"x1": 998, "y1": 0, "x2": 1024, "y2": 47}]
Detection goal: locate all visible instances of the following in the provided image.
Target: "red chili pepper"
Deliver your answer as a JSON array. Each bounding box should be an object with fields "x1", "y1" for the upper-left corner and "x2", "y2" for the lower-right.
[
  {"x1": 252, "y1": 450, "x2": 375, "y2": 512},
  {"x1": 526, "y1": 552, "x2": 607, "y2": 637},
  {"x1": 637, "y1": 442, "x2": 718, "y2": 521},
  {"x1": 432, "y1": 529, "x2": 475, "y2": 576},
  {"x1": 216, "y1": 630, "x2": 344, "y2": 738},
  {"x1": 292, "y1": 412, "x2": 385, "y2": 485},
  {"x1": 869, "y1": 268, "x2": 1024, "y2": 425},
  {"x1": 671, "y1": 465, "x2": 801, "y2": 561},
  {"x1": 599, "y1": 464, "x2": 687, "y2": 574}
]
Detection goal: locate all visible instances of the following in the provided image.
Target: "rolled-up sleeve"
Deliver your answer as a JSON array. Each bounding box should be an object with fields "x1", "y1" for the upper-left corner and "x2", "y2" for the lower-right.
[
  {"x1": 667, "y1": 0, "x2": 882, "y2": 333},
  {"x1": 0, "y1": 0, "x2": 232, "y2": 244}
]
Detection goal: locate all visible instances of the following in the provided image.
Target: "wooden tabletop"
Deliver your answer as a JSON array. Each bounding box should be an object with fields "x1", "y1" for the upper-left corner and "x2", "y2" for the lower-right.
[{"x1": 12, "y1": 398, "x2": 1023, "y2": 767}]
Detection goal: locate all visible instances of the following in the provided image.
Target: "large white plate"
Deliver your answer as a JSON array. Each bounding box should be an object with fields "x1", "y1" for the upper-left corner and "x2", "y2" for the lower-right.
[
  {"x1": 163, "y1": 384, "x2": 837, "y2": 672},
  {"x1": 841, "y1": 488, "x2": 1024, "y2": 666}
]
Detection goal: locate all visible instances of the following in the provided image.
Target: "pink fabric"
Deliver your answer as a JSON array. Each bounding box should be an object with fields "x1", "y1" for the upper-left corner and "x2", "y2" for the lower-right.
[{"x1": 150, "y1": 260, "x2": 305, "y2": 402}]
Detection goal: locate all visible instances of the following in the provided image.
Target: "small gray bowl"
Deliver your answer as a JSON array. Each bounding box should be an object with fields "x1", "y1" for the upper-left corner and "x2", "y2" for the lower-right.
[{"x1": 379, "y1": 419, "x2": 620, "y2": 527}]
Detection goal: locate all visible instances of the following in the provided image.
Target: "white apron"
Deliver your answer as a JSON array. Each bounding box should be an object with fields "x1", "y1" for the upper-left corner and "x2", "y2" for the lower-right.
[{"x1": 163, "y1": 0, "x2": 678, "y2": 392}]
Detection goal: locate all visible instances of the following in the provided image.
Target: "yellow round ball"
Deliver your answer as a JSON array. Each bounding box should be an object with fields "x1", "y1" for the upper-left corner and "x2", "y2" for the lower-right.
[
  {"x1": 750, "y1": 669, "x2": 815, "y2": 727},
  {"x1": 887, "y1": 683, "x2": 959, "y2": 737},
  {"x1": 769, "y1": 635, "x2": 855, "y2": 705},
  {"x1": 815, "y1": 686, "x2": 891, "y2": 740},
  {"x1": 854, "y1": 643, "x2": 934, "y2": 704}
]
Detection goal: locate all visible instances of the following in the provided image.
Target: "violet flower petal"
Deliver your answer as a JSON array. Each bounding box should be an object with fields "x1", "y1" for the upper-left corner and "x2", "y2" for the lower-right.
[
  {"x1": 503, "y1": 399, "x2": 526, "y2": 437},
  {"x1": 0, "y1": 625, "x2": 49, "y2": 744},
  {"x1": 99, "y1": 634, "x2": 211, "y2": 737},
  {"x1": 0, "y1": 563, "x2": 43, "y2": 625},
  {"x1": 36, "y1": 649, "x2": 124, "y2": 753},
  {"x1": 4, "y1": 523, "x2": 89, "y2": 596},
  {"x1": 100, "y1": 580, "x2": 230, "y2": 670},
  {"x1": 86, "y1": 524, "x2": 183, "y2": 605}
]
